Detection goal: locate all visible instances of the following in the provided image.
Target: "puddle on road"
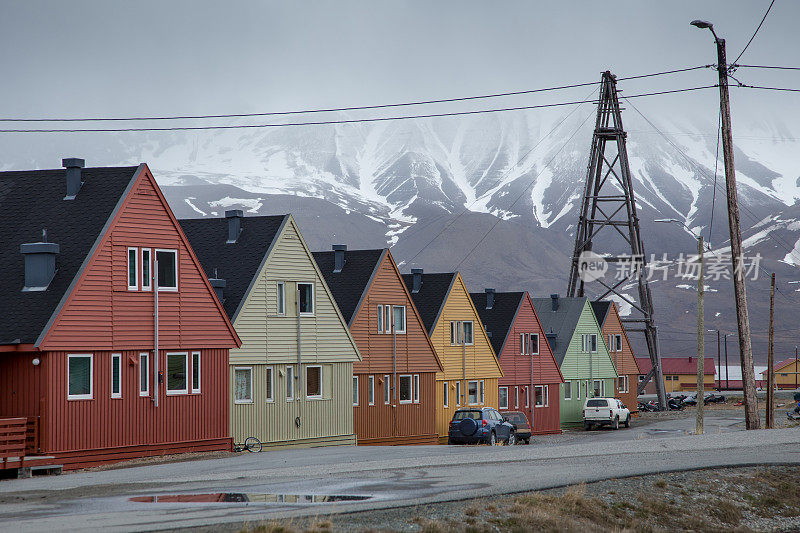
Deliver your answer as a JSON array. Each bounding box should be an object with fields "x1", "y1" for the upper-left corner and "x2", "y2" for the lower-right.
[{"x1": 130, "y1": 493, "x2": 371, "y2": 504}]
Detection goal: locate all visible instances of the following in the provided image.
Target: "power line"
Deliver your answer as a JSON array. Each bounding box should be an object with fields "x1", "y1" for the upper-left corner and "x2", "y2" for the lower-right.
[
  {"x1": 734, "y1": 64, "x2": 800, "y2": 71},
  {"x1": 0, "y1": 86, "x2": 718, "y2": 134},
  {"x1": 732, "y1": 0, "x2": 776, "y2": 65},
  {"x1": 0, "y1": 65, "x2": 711, "y2": 124},
  {"x1": 736, "y1": 84, "x2": 800, "y2": 93}
]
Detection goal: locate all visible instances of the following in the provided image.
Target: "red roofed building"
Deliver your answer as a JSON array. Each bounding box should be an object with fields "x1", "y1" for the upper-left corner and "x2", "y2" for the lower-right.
[
  {"x1": 761, "y1": 358, "x2": 799, "y2": 390},
  {"x1": 636, "y1": 357, "x2": 716, "y2": 394}
]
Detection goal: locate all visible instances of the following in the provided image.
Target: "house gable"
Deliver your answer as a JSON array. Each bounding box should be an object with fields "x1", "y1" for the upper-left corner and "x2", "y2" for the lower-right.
[
  {"x1": 559, "y1": 301, "x2": 618, "y2": 381},
  {"x1": 601, "y1": 303, "x2": 641, "y2": 377},
  {"x1": 514, "y1": 293, "x2": 564, "y2": 384}
]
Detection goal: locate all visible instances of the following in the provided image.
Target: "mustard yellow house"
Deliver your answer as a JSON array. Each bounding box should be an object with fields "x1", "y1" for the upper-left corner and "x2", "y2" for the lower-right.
[
  {"x1": 402, "y1": 270, "x2": 503, "y2": 440},
  {"x1": 762, "y1": 358, "x2": 800, "y2": 390}
]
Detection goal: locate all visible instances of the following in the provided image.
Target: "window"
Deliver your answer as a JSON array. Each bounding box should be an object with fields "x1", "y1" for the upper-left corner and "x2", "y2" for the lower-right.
[
  {"x1": 443, "y1": 381, "x2": 449, "y2": 408},
  {"x1": 155, "y1": 249, "x2": 177, "y2": 290},
  {"x1": 535, "y1": 385, "x2": 548, "y2": 407},
  {"x1": 614, "y1": 334, "x2": 622, "y2": 352},
  {"x1": 353, "y1": 376, "x2": 359, "y2": 406},
  {"x1": 286, "y1": 365, "x2": 295, "y2": 400},
  {"x1": 524, "y1": 386, "x2": 530, "y2": 408},
  {"x1": 530, "y1": 333, "x2": 539, "y2": 355},
  {"x1": 520, "y1": 333, "x2": 526, "y2": 355},
  {"x1": 593, "y1": 379, "x2": 603, "y2": 398},
  {"x1": 166, "y1": 353, "x2": 188, "y2": 394},
  {"x1": 234, "y1": 367, "x2": 253, "y2": 403},
  {"x1": 399, "y1": 375, "x2": 412, "y2": 404},
  {"x1": 479, "y1": 380, "x2": 485, "y2": 404},
  {"x1": 111, "y1": 353, "x2": 122, "y2": 398},
  {"x1": 588, "y1": 334, "x2": 598, "y2": 352},
  {"x1": 191, "y1": 352, "x2": 201, "y2": 393},
  {"x1": 68, "y1": 354, "x2": 93, "y2": 400},
  {"x1": 618, "y1": 375, "x2": 629, "y2": 393},
  {"x1": 498, "y1": 387, "x2": 509, "y2": 409},
  {"x1": 384, "y1": 374, "x2": 391, "y2": 404},
  {"x1": 368, "y1": 375, "x2": 375, "y2": 405},
  {"x1": 455, "y1": 381, "x2": 462, "y2": 406},
  {"x1": 384, "y1": 305, "x2": 391, "y2": 333},
  {"x1": 139, "y1": 353, "x2": 149, "y2": 396},
  {"x1": 450, "y1": 321, "x2": 461, "y2": 345},
  {"x1": 306, "y1": 366, "x2": 322, "y2": 399},
  {"x1": 298, "y1": 283, "x2": 314, "y2": 314},
  {"x1": 127, "y1": 248, "x2": 138, "y2": 290},
  {"x1": 413, "y1": 374, "x2": 419, "y2": 403},
  {"x1": 463, "y1": 321, "x2": 474, "y2": 345},
  {"x1": 468, "y1": 380, "x2": 479, "y2": 405},
  {"x1": 277, "y1": 282, "x2": 286, "y2": 315},
  {"x1": 141, "y1": 248, "x2": 151, "y2": 291},
  {"x1": 638, "y1": 375, "x2": 645, "y2": 383},
  {"x1": 393, "y1": 306, "x2": 406, "y2": 334},
  {"x1": 576, "y1": 380, "x2": 582, "y2": 400},
  {"x1": 563, "y1": 381, "x2": 572, "y2": 400},
  {"x1": 377, "y1": 305, "x2": 384, "y2": 333},
  {"x1": 514, "y1": 386, "x2": 519, "y2": 408},
  {"x1": 265, "y1": 367, "x2": 274, "y2": 402}
]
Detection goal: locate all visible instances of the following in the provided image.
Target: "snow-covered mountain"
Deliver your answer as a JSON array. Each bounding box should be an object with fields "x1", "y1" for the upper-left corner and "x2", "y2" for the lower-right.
[{"x1": 3, "y1": 108, "x2": 799, "y2": 361}]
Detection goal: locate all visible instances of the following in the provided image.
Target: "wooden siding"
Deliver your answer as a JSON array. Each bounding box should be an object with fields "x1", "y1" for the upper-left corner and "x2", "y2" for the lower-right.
[
  {"x1": 0, "y1": 351, "x2": 46, "y2": 422},
  {"x1": 353, "y1": 372, "x2": 437, "y2": 444},
  {"x1": 230, "y1": 363, "x2": 355, "y2": 446},
  {"x1": 435, "y1": 377, "x2": 500, "y2": 438},
  {"x1": 599, "y1": 303, "x2": 641, "y2": 410},
  {"x1": 39, "y1": 349, "x2": 229, "y2": 455},
  {"x1": 771, "y1": 360, "x2": 799, "y2": 389},
  {"x1": 39, "y1": 166, "x2": 238, "y2": 351},
  {"x1": 496, "y1": 293, "x2": 564, "y2": 434}
]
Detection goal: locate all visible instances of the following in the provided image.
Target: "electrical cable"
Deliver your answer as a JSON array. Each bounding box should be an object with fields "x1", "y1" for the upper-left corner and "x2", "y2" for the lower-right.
[
  {"x1": 732, "y1": 0, "x2": 776, "y2": 65},
  {"x1": 734, "y1": 64, "x2": 800, "y2": 71}
]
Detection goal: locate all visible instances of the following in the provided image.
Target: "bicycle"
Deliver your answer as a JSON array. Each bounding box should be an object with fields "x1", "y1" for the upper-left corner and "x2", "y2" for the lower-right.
[{"x1": 233, "y1": 436, "x2": 262, "y2": 453}]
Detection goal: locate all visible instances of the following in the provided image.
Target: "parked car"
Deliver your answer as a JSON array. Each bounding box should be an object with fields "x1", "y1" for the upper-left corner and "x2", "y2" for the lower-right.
[
  {"x1": 583, "y1": 398, "x2": 631, "y2": 430},
  {"x1": 500, "y1": 411, "x2": 532, "y2": 444},
  {"x1": 448, "y1": 408, "x2": 516, "y2": 445}
]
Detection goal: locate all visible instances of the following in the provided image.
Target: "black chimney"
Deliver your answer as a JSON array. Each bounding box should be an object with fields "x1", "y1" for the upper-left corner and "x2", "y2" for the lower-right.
[
  {"x1": 411, "y1": 268, "x2": 423, "y2": 293},
  {"x1": 225, "y1": 210, "x2": 243, "y2": 243},
  {"x1": 209, "y1": 276, "x2": 226, "y2": 303},
  {"x1": 21, "y1": 231, "x2": 59, "y2": 291},
  {"x1": 332, "y1": 244, "x2": 347, "y2": 273},
  {"x1": 546, "y1": 329, "x2": 557, "y2": 350},
  {"x1": 550, "y1": 293, "x2": 559, "y2": 311},
  {"x1": 485, "y1": 288, "x2": 495, "y2": 310},
  {"x1": 62, "y1": 158, "x2": 85, "y2": 199}
]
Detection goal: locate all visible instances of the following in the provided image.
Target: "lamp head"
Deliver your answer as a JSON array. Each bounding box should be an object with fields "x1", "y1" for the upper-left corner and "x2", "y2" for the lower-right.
[
  {"x1": 654, "y1": 218, "x2": 679, "y2": 224},
  {"x1": 690, "y1": 19, "x2": 714, "y2": 30}
]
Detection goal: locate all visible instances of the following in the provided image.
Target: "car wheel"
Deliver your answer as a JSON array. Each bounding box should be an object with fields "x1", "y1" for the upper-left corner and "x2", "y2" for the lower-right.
[
  {"x1": 507, "y1": 431, "x2": 516, "y2": 446},
  {"x1": 489, "y1": 431, "x2": 497, "y2": 446},
  {"x1": 612, "y1": 417, "x2": 619, "y2": 430},
  {"x1": 584, "y1": 422, "x2": 591, "y2": 431},
  {"x1": 526, "y1": 438, "x2": 531, "y2": 445},
  {"x1": 624, "y1": 415, "x2": 631, "y2": 428}
]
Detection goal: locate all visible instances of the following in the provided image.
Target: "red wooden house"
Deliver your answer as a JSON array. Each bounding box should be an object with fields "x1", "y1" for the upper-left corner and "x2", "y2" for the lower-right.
[
  {"x1": 0, "y1": 159, "x2": 240, "y2": 470},
  {"x1": 471, "y1": 290, "x2": 564, "y2": 435}
]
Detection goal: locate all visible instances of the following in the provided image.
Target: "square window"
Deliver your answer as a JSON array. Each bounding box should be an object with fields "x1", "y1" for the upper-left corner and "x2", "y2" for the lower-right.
[
  {"x1": 234, "y1": 367, "x2": 253, "y2": 403},
  {"x1": 277, "y1": 282, "x2": 286, "y2": 315},
  {"x1": 286, "y1": 365, "x2": 295, "y2": 400},
  {"x1": 353, "y1": 375, "x2": 359, "y2": 406},
  {"x1": 468, "y1": 380, "x2": 479, "y2": 405},
  {"x1": 306, "y1": 366, "x2": 322, "y2": 399},
  {"x1": 368, "y1": 375, "x2": 375, "y2": 405},
  {"x1": 139, "y1": 353, "x2": 149, "y2": 396},
  {"x1": 399, "y1": 375, "x2": 412, "y2": 403},
  {"x1": 498, "y1": 387, "x2": 509, "y2": 409},
  {"x1": 166, "y1": 353, "x2": 188, "y2": 394},
  {"x1": 191, "y1": 352, "x2": 200, "y2": 393},
  {"x1": 111, "y1": 353, "x2": 122, "y2": 398},
  {"x1": 155, "y1": 250, "x2": 177, "y2": 290},
  {"x1": 393, "y1": 306, "x2": 406, "y2": 334},
  {"x1": 298, "y1": 283, "x2": 314, "y2": 314},
  {"x1": 127, "y1": 248, "x2": 138, "y2": 290},
  {"x1": 68, "y1": 354, "x2": 93, "y2": 400},
  {"x1": 265, "y1": 367, "x2": 274, "y2": 402},
  {"x1": 141, "y1": 249, "x2": 151, "y2": 291},
  {"x1": 463, "y1": 322, "x2": 474, "y2": 345}
]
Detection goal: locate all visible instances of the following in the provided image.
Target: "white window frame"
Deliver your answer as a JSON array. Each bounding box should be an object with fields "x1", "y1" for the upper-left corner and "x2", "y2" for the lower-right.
[
  {"x1": 398, "y1": 374, "x2": 413, "y2": 404},
  {"x1": 463, "y1": 321, "x2": 474, "y2": 346},
  {"x1": 139, "y1": 352, "x2": 149, "y2": 397},
  {"x1": 467, "y1": 380, "x2": 480, "y2": 405},
  {"x1": 535, "y1": 385, "x2": 544, "y2": 407},
  {"x1": 234, "y1": 366, "x2": 253, "y2": 404},
  {"x1": 368, "y1": 375, "x2": 375, "y2": 405},
  {"x1": 265, "y1": 366, "x2": 274, "y2": 402},
  {"x1": 191, "y1": 351, "x2": 201, "y2": 394},
  {"x1": 593, "y1": 379, "x2": 604, "y2": 398},
  {"x1": 514, "y1": 386, "x2": 519, "y2": 408},
  {"x1": 443, "y1": 381, "x2": 449, "y2": 408},
  {"x1": 286, "y1": 365, "x2": 295, "y2": 401},
  {"x1": 384, "y1": 374, "x2": 391, "y2": 404},
  {"x1": 530, "y1": 333, "x2": 539, "y2": 355},
  {"x1": 479, "y1": 379, "x2": 485, "y2": 404},
  {"x1": 384, "y1": 305, "x2": 392, "y2": 334},
  {"x1": 111, "y1": 353, "x2": 122, "y2": 399},
  {"x1": 377, "y1": 305, "x2": 384, "y2": 333},
  {"x1": 524, "y1": 385, "x2": 530, "y2": 408},
  {"x1": 498, "y1": 386, "x2": 509, "y2": 409},
  {"x1": 67, "y1": 354, "x2": 93, "y2": 400},
  {"x1": 455, "y1": 381, "x2": 461, "y2": 406},
  {"x1": 413, "y1": 374, "x2": 419, "y2": 403},
  {"x1": 155, "y1": 248, "x2": 178, "y2": 292},
  {"x1": 614, "y1": 334, "x2": 622, "y2": 352},
  {"x1": 127, "y1": 247, "x2": 138, "y2": 291},
  {"x1": 451, "y1": 321, "x2": 462, "y2": 345},
  {"x1": 618, "y1": 375, "x2": 629, "y2": 394},
  {"x1": 563, "y1": 381, "x2": 572, "y2": 400},
  {"x1": 589, "y1": 333, "x2": 598, "y2": 353},
  {"x1": 141, "y1": 248, "x2": 152, "y2": 291},
  {"x1": 166, "y1": 352, "x2": 188, "y2": 395},
  {"x1": 393, "y1": 305, "x2": 407, "y2": 334},
  {"x1": 353, "y1": 375, "x2": 359, "y2": 406},
  {"x1": 306, "y1": 365, "x2": 323, "y2": 399},
  {"x1": 520, "y1": 333, "x2": 526, "y2": 355},
  {"x1": 297, "y1": 282, "x2": 315, "y2": 316},
  {"x1": 277, "y1": 282, "x2": 286, "y2": 315}
]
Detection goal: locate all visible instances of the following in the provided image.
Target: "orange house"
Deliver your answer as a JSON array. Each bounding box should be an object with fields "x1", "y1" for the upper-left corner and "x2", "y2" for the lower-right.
[{"x1": 591, "y1": 301, "x2": 641, "y2": 410}]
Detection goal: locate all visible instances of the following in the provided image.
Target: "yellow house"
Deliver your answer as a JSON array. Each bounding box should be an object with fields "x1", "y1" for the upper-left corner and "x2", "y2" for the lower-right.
[
  {"x1": 762, "y1": 358, "x2": 800, "y2": 389},
  {"x1": 402, "y1": 270, "x2": 503, "y2": 440},
  {"x1": 637, "y1": 356, "x2": 716, "y2": 393}
]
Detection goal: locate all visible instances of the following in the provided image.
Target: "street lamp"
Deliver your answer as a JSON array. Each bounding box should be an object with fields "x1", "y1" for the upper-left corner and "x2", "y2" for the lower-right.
[{"x1": 656, "y1": 218, "x2": 705, "y2": 434}]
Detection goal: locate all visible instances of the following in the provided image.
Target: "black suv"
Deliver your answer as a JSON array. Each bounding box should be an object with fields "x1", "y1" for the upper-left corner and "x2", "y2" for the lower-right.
[{"x1": 447, "y1": 407, "x2": 516, "y2": 445}]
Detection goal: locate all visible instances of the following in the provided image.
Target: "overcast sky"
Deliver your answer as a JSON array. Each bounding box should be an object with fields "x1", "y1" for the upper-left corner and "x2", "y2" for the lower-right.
[{"x1": 2, "y1": 1, "x2": 798, "y2": 128}]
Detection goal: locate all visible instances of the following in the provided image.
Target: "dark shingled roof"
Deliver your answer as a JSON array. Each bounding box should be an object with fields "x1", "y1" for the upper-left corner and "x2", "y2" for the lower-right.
[
  {"x1": 590, "y1": 300, "x2": 612, "y2": 328},
  {"x1": 470, "y1": 291, "x2": 525, "y2": 356},
  {"x1": 0, "y1": 165, "x2": 140, "y2": 345},
  {"x1": 179, "y1": 215, "x2": 287, "y2": 320},
  {"x1": 312, "y1": 248, "x2": 385, "y2": 325},
  {"x1": 531, "y1": 296, "x2": 589, "y2": 366},
  {"x1": 401, "y1": 272, "x2": 457, "y2": 335}
]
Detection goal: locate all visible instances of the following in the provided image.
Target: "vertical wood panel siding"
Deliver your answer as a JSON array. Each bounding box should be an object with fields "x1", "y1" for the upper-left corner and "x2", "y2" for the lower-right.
[
  {"x1": 228, "y1": 218, "x2": 359, "y2": 448},
  {"x1": 349, "y1": 252, "x2": 440, "y2": 444},
  {"x1": 435, "y1": 377, "x2": 499, "y2": 439},
  {"x1": 0, "y1": 352, "x2": 46, "y2": 421}
]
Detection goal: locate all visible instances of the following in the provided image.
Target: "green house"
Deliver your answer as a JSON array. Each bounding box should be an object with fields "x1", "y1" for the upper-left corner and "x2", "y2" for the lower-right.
[{"x1": 532, "y1": 295, "x2": 618, "y2": 427}]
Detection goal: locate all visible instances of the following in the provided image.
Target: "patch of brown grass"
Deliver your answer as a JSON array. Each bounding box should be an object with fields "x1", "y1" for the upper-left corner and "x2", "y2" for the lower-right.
[{"x1": 709, "y1": 500, "x2": 742, "y2": 525}]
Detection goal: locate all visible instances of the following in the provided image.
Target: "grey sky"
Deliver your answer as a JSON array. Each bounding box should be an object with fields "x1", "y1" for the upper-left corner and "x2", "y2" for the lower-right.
[{"x1": 2, "y1": 1, "x2": 798, "y2": 127}]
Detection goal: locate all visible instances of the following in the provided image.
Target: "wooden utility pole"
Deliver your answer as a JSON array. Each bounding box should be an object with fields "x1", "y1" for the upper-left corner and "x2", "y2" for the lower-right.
[
  {"x1": 766, "y1": 273, "x2": 775, "y2": 429},
  {"x1": 696, "y1": 236, "x2": 705, "y2": 435}
]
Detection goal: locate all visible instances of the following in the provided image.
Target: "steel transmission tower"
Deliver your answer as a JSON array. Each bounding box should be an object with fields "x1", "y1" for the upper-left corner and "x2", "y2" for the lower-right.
[{"x1": 567, "y1": 71, "x2": 667, "y2": 410}]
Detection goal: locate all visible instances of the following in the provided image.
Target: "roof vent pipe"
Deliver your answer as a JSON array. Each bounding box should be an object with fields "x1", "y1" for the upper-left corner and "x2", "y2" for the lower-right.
[
  {"x1": 332, "y1": 244, "x2": 347, "y2": 273},
  {"x1": 210, "y1": 268, "x2": 226, "y2": 303},
  {"x1": 62, "y1": 158, "x2": 85, "y2": 200},
  {"x1": 411, "y1": 268, "x2": 423, "y2": 293},
  {"x1": 21, "y1": 230, "x2": 59, "y2": 291},
  {"x1": 550, "y1": 293, "x2": 559, "y2": 311},
  {"x1": 485, "y1": 288, "x2": 495, "y2": 310},
  {"x1": 225, "y1": 210, "x2": 243, "y2": 243}
]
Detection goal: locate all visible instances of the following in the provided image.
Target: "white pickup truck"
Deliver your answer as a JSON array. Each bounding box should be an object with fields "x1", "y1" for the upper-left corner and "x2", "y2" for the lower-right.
[{"x1": 583, "y1": 398, "x2": 631, "y2": 430}]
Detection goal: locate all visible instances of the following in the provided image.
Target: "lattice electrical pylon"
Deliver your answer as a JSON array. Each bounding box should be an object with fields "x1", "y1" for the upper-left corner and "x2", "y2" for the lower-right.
[{"x1": 566, "y1": 71, "x2": 667, "y2": 410}]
